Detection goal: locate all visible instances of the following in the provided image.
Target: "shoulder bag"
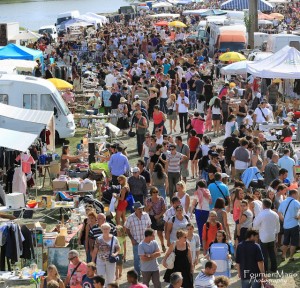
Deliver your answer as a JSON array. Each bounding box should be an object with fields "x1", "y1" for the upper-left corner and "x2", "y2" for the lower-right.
[
  {"x1": 66, "y1": 261, "x2": 81, "y2": 288},
  {"x1": 215, "y1": 183, "x2": 229, "y2": 206},
  {"x1": 284, "y1": 199, "x2": 294, "y2": 218},
  {"x1": 108, "y1": 236, "x2": 119, "y2": 263},
  {"x1": 165, "y1": 243, "x2": 176, "y2": 269},
  {"x1": 258, "y1": 107, "x2": 267, "y2": 121}
]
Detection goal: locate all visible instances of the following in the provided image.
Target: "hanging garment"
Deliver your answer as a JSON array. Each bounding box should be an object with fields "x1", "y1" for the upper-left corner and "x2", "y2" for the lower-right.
[
  {"x1": 15, "y1": 153, "x2": 35, "y2": 174},
  {"x1": 12, "y1": 167, "x2": 27, "y2": 194},
  {"x1": 20, "y1": 225, "x2": 34, "y2": 260}
]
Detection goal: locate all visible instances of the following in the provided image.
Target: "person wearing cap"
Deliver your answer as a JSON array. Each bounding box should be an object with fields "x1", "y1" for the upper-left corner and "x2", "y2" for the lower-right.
[
  {"x1": 125, "y1": 202, "x2": 151, "y2": 279},
  {"x1": 128, "y1": 167, "x2": 148, "y2": 204},
  {"x1": 133, "y1": 84, "x2": 149, "y2": 104},
  {"x1": 108, "y1": 145, "x2": 130, "y2": 185},
  {"x1": 116, "y1": 97, "x2": 129, "y2": 135},
  {"x1": 134, "y1": 94, "x2": 148, "y2": 110},
  {"x1": 253, "y1": 100, "x2": 270, "y2": 126},
  {"x1": 130, "y1": 102, "x2": 149, "y2": 131}
]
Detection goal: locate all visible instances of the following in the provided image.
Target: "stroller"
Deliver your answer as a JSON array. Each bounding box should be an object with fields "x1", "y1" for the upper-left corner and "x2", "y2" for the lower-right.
[
  {"x1": 241, "y1": 167, "x2": 265, "y2": 189},
  {"x1": 209, "y1": 243, "x2": 231, "y2": 277}
]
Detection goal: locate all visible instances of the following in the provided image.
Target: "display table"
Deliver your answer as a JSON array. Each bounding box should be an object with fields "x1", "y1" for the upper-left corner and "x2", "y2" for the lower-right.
[
  {"x1": 0, "y1": 206, "x2": 44, "y2": 218},
  {"x1": 258, "y1": 123, "x2": 284, "y2": 131}
]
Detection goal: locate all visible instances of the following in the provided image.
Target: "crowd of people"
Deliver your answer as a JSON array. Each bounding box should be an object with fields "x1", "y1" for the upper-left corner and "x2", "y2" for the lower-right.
[{"x1": 29, "y1": 1, "x2": 300, "y2": 288}]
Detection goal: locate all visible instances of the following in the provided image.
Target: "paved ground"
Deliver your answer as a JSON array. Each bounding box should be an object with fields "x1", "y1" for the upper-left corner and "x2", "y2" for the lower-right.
[{"x1": 109, "y1": 120, "x2": 297, "y2": 288}]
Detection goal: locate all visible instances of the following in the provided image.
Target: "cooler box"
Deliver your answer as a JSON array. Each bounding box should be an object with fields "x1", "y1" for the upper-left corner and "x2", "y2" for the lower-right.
[{"x1": 6, "y1": 192, "x2": 25, "y2": 209}]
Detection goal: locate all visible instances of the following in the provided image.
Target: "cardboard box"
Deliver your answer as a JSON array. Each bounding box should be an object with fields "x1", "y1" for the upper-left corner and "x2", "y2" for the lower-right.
[
  {"x1": 68, "y1": 182, "x2": 79, "y2": 192},
  {"x1": 55, "y1": 235, "x2": 66, "y2": 247},
  {"x1": 81, "y1": 181, "x2": 96, "y2": 191},
  {"x1": 52, "y1": 179, "x2": 68, "y2": 191}
]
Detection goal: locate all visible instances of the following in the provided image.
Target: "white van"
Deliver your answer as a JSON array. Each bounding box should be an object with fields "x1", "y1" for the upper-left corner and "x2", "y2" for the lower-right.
[
  {"x1": 266, "y1": 34, "x2": 300, "y2": 53},
  {"x1": 56, "y1": 10, "x2": 80, "y2": 31},
  {"x1": 0, "y1": 74, "x2": 75, "y2": 140},
  {"x1": 39, "y1": 25, "x2": 58, "y2": 43}
]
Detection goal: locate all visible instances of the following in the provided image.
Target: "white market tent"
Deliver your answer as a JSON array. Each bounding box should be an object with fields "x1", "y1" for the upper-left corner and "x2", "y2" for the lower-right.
[
  {"x1": 147, "y1": 13, "x2": 180, "y2": 18},
  {"x1": 0, "y1": 59, "x2": 37, "y2": 73},
  {"x1": 11, "y1": 30, "x2": 42, "y2": 41},
  {"x1": 182, "y1": 9, "x2": 209, "y2": 15},
  {"x1": 0, "y1": 104, "x2": 55, "y2": 151},
  {"x1": 152, "y1": 2, "x2": 173, "y2": 8},
  {"x1": 85, "y1": 12, "x2": 109, "y2": 24},
  {"x1": 247, "y1": 46, "x2": 300, "y2": 79},
  {"x1": 0, "y1": 128, "x2": 37, "y2": 152},
  {"x1": 221, "y1": 60, "x2": 252, "y2": 75}
]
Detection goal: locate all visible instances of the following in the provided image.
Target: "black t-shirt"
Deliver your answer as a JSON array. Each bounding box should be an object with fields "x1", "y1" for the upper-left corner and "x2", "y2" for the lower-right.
[
  {"x1": 223, "y1": 137, "x2": 240, "y2": 158},
  {"x1": 168, "y1": 69, "x2": 177, "y2": 80},
  {"x1": 188, "y1": 79, "x2": 196, "y2": 91},
  {"x1": 140, "y1": 169, "x2": 151, "y2": 184},
  {"x1": 150, "y1": 153, "x2": 166, "y2": 168},
  {"x1": 82, "y1": 274, "x2": 95, "y2": 288},
  {"x1": 109, "y1": 93, "x2": 121, "y2": 109},
  {"x1": 236, "y1": 241, "x2": 264, "y2": 280}
]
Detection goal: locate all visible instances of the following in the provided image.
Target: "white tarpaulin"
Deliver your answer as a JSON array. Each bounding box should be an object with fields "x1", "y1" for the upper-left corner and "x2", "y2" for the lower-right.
[
  {"x1": 152, "y1": 2, "x2": 173, "y2": 8},
  {"x1": 0, "y1": 128, "x2": 37, "y2": 152},
  {"x1": 0, "y1": 59, "x2": 37, "y2": 73},
  {"x1": 247, "y1": 46, "x2": 300, "y2": 79},
  {"x1": 221, "y1": 60, "x2": 252, "y2": 75},
  {"x1": 0, "y1": 104, "x2": 55, "y2": 150}
]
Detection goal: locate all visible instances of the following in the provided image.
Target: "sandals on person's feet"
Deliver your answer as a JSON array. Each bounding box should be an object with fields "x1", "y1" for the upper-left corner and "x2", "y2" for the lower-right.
[{"x1": 162, "y1": 245, "x2": 166, "y2": 253}]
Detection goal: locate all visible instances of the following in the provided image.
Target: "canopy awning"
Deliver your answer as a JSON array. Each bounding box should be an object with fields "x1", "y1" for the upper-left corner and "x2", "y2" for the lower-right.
[
  {"x1": 247, "y1": 46, "x2": 300, "y2": 79},
  {"x1": 0, "y1": 128, "x2": 37, "y2": 152},
  {"x1": 0, "y1": 104, "x2": 55, "y2": 150},
  {"x1": 221, "y1": 0, "x2": 273, "y2": 11}
]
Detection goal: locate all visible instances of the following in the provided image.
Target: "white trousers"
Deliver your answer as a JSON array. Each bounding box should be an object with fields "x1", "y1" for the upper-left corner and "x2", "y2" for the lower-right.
[{"x1": 96, "y1": 258, "x2": 116, "y2": 284}]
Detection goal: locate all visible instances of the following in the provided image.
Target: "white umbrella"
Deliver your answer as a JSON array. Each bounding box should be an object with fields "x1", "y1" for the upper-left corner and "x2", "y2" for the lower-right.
[
  {"x1": 11, "y1": 30, "x2": 42, "y2": 41},
  {"x1": 258, "y1": 19, "x2": 273, "y2": 25},
  {"x1": 221, "y1": 60, "x2": 252, "y2": 75}
]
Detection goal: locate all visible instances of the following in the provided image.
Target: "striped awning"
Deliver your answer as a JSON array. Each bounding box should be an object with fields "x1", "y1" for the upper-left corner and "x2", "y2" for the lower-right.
[{"x1": 221, "y1": 0, "x2": 273, "y2": 11}]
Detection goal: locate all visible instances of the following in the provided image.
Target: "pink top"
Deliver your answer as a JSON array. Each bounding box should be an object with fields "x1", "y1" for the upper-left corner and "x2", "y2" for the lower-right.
[
  {"x1": 62, "y1": 91, "x2": 75, "y2": 103},
  {"x1": 67, "y1": 262, "x2": 87, "y2": 288},
  {"x1": 16, "y1": 153, "x2": 35, "y2": 174},
  {"x1": 233, "y1": 199, "x2": 241, "y2": 222},
  {"x1": 130, "y1": 284, "x2": 148, "y2": 288},
  {"x1": 153, "y1": 111, "x2": 164, "y2": 125},
  {"x1": 191, "y1": 118, "x2": 205, "y2": 134}
]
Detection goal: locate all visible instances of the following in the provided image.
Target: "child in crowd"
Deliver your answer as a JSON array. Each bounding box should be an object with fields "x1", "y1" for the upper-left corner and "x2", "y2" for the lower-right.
[{"x1": 116, "y1": 225, "x2": 126, "y2": 280}]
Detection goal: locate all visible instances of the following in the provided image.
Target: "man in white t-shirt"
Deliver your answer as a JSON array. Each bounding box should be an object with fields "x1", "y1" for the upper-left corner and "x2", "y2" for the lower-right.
[
  {"x1": 253, "y1": 100, "x2": 270, "y2": 125},
  {"x1": 194, "y1": 260, "x2": 217, "y2": 288},
  {"x1": 176, "y1": 90, "x2": 189, "y2": 133}
]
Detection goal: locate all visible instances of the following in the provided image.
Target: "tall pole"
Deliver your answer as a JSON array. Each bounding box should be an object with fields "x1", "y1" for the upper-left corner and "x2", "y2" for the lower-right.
[{"x1": 248, "y1": 0, "x2": 258, "y2": 49}]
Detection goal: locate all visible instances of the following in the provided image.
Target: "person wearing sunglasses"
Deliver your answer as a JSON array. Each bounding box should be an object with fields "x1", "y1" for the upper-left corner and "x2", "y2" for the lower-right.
[
  {"x1": 214, "y1": 275, "x2": 230, "y2": 288},
  {"x1": 64, "y1": 250, "x2": 87, "y2": 288}
]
